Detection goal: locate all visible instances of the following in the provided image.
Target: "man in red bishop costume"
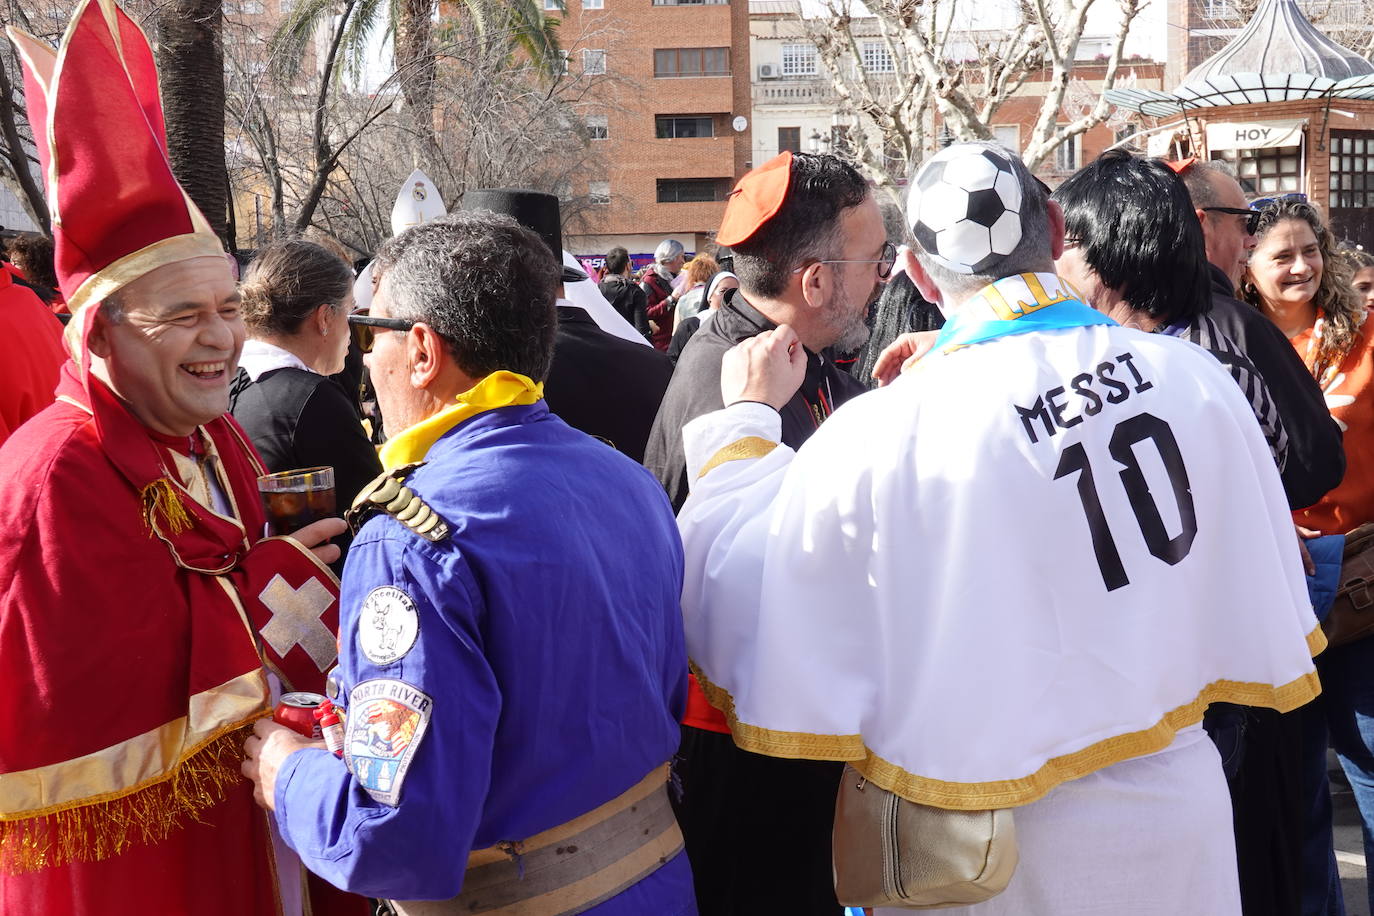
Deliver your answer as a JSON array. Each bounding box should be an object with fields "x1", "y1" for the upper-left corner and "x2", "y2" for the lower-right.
[{"x1": 0, "y1": 2, "x2": 365, "y2": 913}]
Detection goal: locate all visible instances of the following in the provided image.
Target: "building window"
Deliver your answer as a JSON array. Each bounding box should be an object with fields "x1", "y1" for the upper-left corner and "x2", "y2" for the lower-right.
[
  {"x1": 1329, "y1": 131, "x2": 1374, "y2": 210},
  {"x1": 657, "y1": 178, "x2": 731, "y2": 203},
  {"x1": 590, "y1": 181, "x2": 610, "y2": 204},
  {"x1": 652, "y1": 0, "x2": 729, "y2": 4},
  {"x1": 1054, "y1": 133, "x2": 1078, "y2": 172},
  {"x1": 556, "y1": 50, "x2": 570, "y2": 75},
  {"x1": 1201, "y1": 0, "x2": 1234, "y2": 17},
  {"x1": 654, "y1": 47, "x2": 730, "y2": 77},
  {"x1": 582, "y1": 0, "x2": 603, "y2": 7},
  {"x1": 586, "y1": 115, "x2": 608, "y2": 140},
  {"x1": 656, "y1": 115, "x2": 715, "y2": 138},
  {"x1": 861, "y1": 41, "x2": 894, "y2": 73},
  {"x1": 778, "y1": 126, "x2": 801, "y2": 154},
  {"x1": 544, "y1": 0, "x2": 560, "y2": 9},
  {"x1": 992, "y1": 125, "x2": 1019, "y2": 154},
  {"x1": 781, "y1": 43, "x2": 817, "y2": 77},
  {"x1": 1213, "y1": 146, "x2": 1302, "y2": 196},
  {"x1": 583, "y1": 49, "x2": 606, "y2": 75}
]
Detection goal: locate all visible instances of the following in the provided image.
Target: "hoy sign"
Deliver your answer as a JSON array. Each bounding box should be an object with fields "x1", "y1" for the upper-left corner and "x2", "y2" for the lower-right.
[{"x1": 1207, "y1": 120, "x2": 1306, "y2": 151}]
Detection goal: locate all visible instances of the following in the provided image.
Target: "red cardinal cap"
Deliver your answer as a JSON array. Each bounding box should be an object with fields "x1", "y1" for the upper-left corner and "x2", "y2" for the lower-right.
[
  {"x1": 716, "y1": 151, "x2": 794, "y2": 247},
  {"x1": 8, "y1": 0, "x2": 225, "y2": 345},
  {"x1": 1165, "y1": 157, "x2": 1198, "y2": 175}
]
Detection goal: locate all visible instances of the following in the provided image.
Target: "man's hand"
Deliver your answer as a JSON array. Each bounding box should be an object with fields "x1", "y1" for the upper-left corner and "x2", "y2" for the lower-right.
[
  {"x1": 721, "y1": 325, "x2": 807, "y2": 411},
  {"x1": 871, "y1": 331, "x2": 940, "y2": 387},
  {"x1": 288, "y1": 517, "x2": 348, "y2": 566},
  {"x1": 241, "y1": 717, "x2": 324, "y2": 811},
  {"x1": 1297, "y1": 524, "x2": 1321, "y2": 577}
]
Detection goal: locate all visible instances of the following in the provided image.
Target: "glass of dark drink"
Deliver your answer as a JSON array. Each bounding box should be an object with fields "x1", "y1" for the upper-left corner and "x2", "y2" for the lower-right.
[{"x1": 257, "y1": 466, "x2": 337, "y2": 536}]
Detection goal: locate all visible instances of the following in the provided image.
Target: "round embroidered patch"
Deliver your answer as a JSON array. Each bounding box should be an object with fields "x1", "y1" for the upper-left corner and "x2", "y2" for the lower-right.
[{"x1": 358, "y1": 586, "x2": 419, "y2": 666}]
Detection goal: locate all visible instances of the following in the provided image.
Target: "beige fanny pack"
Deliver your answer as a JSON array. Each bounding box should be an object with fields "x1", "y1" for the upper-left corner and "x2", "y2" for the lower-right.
[{"x1": 390, "y1": 764, "x2": 682, "y2": 916}]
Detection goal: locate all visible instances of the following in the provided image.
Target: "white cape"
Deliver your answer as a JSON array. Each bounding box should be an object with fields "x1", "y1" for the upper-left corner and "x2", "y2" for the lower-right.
[{"x1": 678, "y1": 323, "x2": 1321, "y2": 810}]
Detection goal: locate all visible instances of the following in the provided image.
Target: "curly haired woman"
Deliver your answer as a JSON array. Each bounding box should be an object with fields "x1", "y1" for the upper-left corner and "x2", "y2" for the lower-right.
[{"x1": 1244, "y1": 197, "x2": 1374, "y2": 914}]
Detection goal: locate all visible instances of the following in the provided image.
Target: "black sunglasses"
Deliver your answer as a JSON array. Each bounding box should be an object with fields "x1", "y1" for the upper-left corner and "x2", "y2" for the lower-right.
[
  {"x1": 1203, "y1": 206, "x2": 1261, "y2": 236},
  {"x1": 347, "y1": 314, "x2": 415, "y2": 353}
]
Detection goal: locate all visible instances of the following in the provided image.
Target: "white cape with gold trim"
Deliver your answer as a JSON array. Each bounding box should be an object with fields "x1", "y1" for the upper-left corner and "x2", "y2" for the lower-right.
[{"x1": 678, "y1": 322, "x2": 1322, "y2": 812}]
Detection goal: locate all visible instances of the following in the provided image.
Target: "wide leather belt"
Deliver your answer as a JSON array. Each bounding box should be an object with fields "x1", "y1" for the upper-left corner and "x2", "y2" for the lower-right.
[{"x1": 389, "y1": 763, "x2": 682, "y2": 916}]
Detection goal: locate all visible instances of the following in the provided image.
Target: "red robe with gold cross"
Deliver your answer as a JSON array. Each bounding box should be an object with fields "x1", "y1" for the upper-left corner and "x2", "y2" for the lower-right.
[{"x1": 0, "y1": 364, "x2": 364, "y2": 915}]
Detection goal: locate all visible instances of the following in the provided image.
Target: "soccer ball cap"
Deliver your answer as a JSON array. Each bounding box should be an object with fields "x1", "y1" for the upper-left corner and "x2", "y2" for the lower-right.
[{"x1": 907, "y1": 144, "x2": 1025, "y2": 275}]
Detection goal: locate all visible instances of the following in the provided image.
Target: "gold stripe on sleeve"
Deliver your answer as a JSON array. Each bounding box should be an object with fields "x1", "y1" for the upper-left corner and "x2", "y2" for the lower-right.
[{"x1": 697, "y1": 436, "x2": 778, "y2": 480}]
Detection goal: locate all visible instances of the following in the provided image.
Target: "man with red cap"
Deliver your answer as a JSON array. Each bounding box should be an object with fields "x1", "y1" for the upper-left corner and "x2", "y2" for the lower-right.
[
  {"x1": 0, "y1": 3, "x2": 362, "y2": 913},
  {"x1": 643, "y1": 151, "x2": 890, "y2": 915}
]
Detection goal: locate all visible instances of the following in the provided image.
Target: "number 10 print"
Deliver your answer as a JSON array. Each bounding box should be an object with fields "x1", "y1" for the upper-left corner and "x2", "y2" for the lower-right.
[{"x1": 1053, "y1": 412, "x2": 1198, "y2": 591}]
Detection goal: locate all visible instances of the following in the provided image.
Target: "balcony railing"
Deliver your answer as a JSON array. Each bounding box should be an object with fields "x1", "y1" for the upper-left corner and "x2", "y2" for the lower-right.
[{"x1": 753, "y1": 80, "x2": 840, "y2": 105}]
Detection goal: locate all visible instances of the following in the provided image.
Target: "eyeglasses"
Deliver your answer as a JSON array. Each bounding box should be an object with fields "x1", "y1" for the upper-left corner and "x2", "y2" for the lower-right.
[
  {"x1": 793, "y1": 240, "x2": 898, "y2": 280},
  {"x1": 1203, "y1": 206, "x2": 1261, "y2": 235},
  {"x1": 347, "y1": 313, "x2": 415, "y2": 353}
]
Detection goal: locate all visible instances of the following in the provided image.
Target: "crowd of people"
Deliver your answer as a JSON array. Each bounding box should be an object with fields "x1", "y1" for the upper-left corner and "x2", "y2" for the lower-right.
[{"x1": 2, "y1": 3, "x2": 1374, "y2": 915}]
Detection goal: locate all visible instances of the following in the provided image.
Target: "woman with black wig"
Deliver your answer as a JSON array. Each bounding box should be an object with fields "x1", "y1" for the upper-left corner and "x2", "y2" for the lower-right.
[
  {"x1": 1053, "y1": 150, "x2": 1287, "y2": 467},
  {"x1": 1052, "y1": 150, "x2": 1305, "y2": 916}
]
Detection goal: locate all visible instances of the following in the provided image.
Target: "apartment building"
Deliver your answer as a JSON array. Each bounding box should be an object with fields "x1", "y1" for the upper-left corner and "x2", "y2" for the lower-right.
[
  {"x1": 557, "y1": 0, "x2": 752, "y2": 262},
  {"x1": 749, "y1": 0, "x2": 1164, "y2": 186}
]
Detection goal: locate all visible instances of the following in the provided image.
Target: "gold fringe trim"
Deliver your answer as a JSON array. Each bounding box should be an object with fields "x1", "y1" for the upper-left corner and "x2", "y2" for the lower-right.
[
  {"x1": 697, "y1": 436, "x2": 778, "y2": 480},
  {"x1": 691, "y1": 652, "x2": 1323, "y2": 810},
  {"x1": 0, "y1": 723, "x2": 254, "y2": 874},
  {"x1": 140, "y1": 477, "x2": 193, "y2": 537}
]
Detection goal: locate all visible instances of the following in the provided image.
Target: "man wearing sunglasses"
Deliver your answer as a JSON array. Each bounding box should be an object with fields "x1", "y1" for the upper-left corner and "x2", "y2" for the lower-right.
[
  {"x1": 1177, "y1": 159, "x2": 1344, "y2": 512},
  {"x1": 643, "y1": 151, "x2": 886, "y2": 916},
  {"x1": 245, "y1": 210, "x2": 696, "y2": 914}
]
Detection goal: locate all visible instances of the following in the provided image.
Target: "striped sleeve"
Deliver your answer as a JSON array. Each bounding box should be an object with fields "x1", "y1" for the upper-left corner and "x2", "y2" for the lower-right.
[{"x1": 1182, "y1": 316, "x2": 1290, "y2": 472}]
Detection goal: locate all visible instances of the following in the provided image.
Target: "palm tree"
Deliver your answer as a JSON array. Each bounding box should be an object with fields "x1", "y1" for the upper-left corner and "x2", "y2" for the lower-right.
[
  {"x1": 154, "y1": 0, "x2": 230, "y2": 241},
  {"x1": 273, "y1": 0, "x2": 563, "y2": 164}
]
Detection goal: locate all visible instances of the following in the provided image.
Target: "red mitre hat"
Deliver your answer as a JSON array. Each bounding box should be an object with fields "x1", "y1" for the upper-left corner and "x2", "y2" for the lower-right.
[
  {"x1": 716, "y1": 151, "x2": 794, "y2": 247},
  {"x1": 8, "y1": 0, "x2": 225, "y2": 351}
]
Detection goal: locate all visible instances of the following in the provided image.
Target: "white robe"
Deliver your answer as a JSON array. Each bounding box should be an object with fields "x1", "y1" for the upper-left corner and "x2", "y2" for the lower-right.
[{"x1": 677, "y1": 321, "x2": 1321, "y2": 912}]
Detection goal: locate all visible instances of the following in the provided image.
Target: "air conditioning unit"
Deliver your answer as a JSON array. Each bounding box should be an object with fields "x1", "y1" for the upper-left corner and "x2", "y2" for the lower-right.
[{"x1": 758, "y1": 63, "x2": 780, "y2": 80}]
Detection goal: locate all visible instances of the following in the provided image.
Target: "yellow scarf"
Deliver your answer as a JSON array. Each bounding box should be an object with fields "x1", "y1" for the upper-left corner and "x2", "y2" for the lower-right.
[{"x1": 379, "y1": 371, "x2": 543, "y2": 471}]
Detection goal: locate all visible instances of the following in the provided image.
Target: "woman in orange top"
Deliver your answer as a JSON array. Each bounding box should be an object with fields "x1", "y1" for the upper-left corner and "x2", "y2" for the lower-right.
[
  {"x1": 1244, "y1": 196, "x2": 1374, "y2": 913},
  {"x1": 1244, "y1": 199, "x2": 1374, "y2": 534}
]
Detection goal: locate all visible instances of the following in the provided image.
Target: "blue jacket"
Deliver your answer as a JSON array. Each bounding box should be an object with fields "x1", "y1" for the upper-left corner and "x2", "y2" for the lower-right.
[{"x1": 274, "y1": 401, "x2": 694, "y2": 912}]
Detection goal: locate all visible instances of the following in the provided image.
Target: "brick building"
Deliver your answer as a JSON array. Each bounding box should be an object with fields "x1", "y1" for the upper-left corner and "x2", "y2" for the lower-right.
[{"x1": 557, "y1": 0, "x2": 753, "y2": 264}]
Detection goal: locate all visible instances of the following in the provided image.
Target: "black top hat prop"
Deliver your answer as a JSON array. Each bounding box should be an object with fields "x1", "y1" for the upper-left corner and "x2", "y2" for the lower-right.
[{"x1": 459, "y1": 188, "x2": 588, "y2": 284}]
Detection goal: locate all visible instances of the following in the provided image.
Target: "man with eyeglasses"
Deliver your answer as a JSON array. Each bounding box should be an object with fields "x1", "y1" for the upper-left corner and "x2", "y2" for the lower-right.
[
  {"x1": 1177, "y1": 164, "x2": 1346, "y2": 916},
  {"x1": 1176, "y1": 159, "x2": 1343, "y2": 511},
  {"x1": 643, "y1": 150, "x2": 885, "y2": 916},
  {"x1": 244, "y1": 210, "x2": 697, "y2": 914}
]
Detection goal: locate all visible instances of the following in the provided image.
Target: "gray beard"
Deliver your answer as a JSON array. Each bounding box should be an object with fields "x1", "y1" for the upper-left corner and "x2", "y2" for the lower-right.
[
  {"x1": 822, "y1": 289, "x2": 872, "y2": 353},
  {"x1": 833, "y1": 314, "x2": 872, "y2": 353}
]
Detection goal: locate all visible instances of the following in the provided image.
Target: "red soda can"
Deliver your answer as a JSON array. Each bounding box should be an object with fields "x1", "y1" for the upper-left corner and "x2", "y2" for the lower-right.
[{"x1": 274, "y1": 691, "x2": 326, "y2": 738}]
